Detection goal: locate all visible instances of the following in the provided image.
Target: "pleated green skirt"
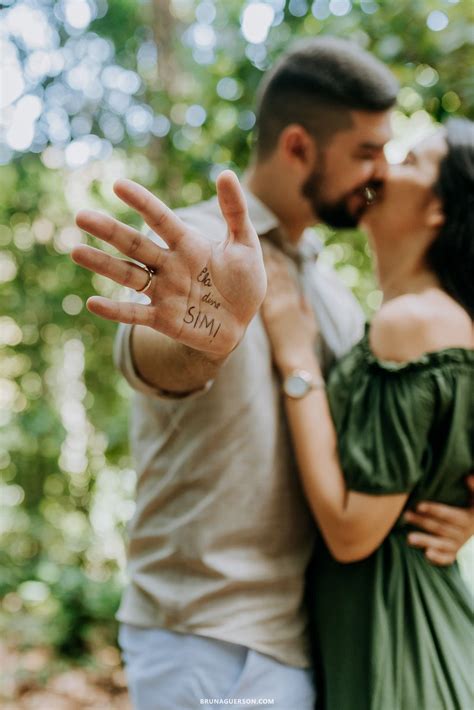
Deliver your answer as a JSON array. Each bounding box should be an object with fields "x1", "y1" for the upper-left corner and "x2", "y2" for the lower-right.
[{"x1": 309, "y1": 531, "x2": 473, "y2": 710}]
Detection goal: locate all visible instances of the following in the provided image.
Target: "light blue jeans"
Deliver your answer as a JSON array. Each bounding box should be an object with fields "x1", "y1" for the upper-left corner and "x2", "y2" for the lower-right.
[{"x1": 118, "y1": 624, "x2": 316, "y2": 710}]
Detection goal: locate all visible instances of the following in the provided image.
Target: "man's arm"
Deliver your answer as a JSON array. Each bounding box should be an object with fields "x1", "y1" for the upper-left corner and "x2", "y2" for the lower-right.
[
  {"x1": 72, "y1": 172, "x2": 267, "y2": 395},
  {"x1": 129, "y1": 325, "x2": 225, "y2": 394}
]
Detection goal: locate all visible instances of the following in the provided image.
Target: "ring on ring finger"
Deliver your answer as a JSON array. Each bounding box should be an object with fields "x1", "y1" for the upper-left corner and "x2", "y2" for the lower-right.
[{"x1": 135, "y1": 264, "x2": 156, "y2": 293}]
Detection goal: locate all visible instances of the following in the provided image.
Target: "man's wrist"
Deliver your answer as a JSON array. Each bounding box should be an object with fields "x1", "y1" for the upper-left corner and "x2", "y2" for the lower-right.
[
  {"x1": 181, "y1": 342, "x2": 229, "y2": 371},
  {"x1": 131, "y1": 325, "x2": 226, "y2": 394}
]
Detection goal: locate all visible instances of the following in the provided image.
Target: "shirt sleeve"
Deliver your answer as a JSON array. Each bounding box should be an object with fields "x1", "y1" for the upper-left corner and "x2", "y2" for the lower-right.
[{"x1": 306, "y1": 259, "x2": 366, "y2": 362}]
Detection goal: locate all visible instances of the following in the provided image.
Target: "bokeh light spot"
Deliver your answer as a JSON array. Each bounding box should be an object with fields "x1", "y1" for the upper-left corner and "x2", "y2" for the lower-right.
[
  {"x1": 186, "y1": 104, "x2": 207, "y2": 127},
  {"x1": 312, "y1": 0, "x2": 330, "y2": 20},
  {"x1": 241, "y1": 3, "x2": 275, "y2": 44},
  {"x1": 64, "y1": 0, "x2": 92, "y2": 30},
  {"x1": 427, "y1": 10, "x2": 449, "y2": 32},
  {"x1": 442, "y1": 91, "x2": 461, "y2": 113},
  {"x1": 289, "y1": 0, "x2": 309, "y2": 18},
  {"x1": 217, "y1": 78, "x2": 242, "y2": 101},
  {"x1": 415, "y1": 65, "x2": 439, "y2": 88},
  {"x1": 329, "y1": 0, "x2": 352, "y2": 17},
  {"x1": 151, "y1": 115, "x2": 171, "y2": 137},
  {"x1": 62, "y1": 294, "x2": 84, "y2": 315}
]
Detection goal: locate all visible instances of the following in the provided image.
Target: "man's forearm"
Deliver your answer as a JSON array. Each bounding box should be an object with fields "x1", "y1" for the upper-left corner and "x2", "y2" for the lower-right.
[{"x1": 130, "y1": 325, "x2": 226, "y2": 394}]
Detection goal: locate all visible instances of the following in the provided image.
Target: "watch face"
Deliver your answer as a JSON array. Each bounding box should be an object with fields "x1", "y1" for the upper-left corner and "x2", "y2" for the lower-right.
[{"x1": 285, "y1": 375, "x2": 309, "y2": 398}]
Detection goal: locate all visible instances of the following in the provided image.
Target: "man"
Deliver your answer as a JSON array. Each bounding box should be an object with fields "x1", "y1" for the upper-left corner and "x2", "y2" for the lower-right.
[{"x1": 72, "y1": 38, "x2": 473, "y2": 709}]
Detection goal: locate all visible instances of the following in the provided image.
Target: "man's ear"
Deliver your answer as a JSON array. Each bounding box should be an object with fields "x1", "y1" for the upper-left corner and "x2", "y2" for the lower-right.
[
  {"x1": 426, "y1": 196, "x2": 445, "y2": 230},
  {"x1": 278, "y1": 124, "x2": 316, "y2": 169}
]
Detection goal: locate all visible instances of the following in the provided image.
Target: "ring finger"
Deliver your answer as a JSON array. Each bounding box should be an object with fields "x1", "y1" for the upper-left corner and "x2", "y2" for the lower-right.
[{"x1": 71, "y1": 244, "x2": 156, "y2": 292}]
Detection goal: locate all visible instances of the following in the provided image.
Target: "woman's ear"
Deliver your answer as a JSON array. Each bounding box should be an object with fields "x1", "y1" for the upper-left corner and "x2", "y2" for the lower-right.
[{"x1": 426, "y1": 196, "x2": 445, "y2": 230}]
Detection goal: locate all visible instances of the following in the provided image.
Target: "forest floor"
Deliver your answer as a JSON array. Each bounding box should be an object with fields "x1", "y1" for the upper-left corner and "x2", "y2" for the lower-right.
[{"x1": 0, "y1": 642, "x2": 131, "y2": 709}]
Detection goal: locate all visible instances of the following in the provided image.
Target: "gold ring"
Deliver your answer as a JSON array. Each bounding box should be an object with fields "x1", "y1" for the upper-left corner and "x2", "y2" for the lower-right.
[{"x1": 136, "y1": 264, "x2": 155, "y2": 293}]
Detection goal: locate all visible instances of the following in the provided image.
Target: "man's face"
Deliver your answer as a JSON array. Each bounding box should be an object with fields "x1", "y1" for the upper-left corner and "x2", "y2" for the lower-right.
[{"x1": 302, "y1": 110, "x2": 392, "y2": 228}]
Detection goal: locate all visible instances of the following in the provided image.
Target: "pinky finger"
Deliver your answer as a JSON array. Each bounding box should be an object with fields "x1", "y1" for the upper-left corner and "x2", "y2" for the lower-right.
[{"x1": 86, "y1": 296, "x2": 154, "y2": 327}]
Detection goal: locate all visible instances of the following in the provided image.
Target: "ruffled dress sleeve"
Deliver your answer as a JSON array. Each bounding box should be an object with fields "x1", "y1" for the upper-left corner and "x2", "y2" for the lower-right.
[{"x1": 326, "y1": 334, "x2": 466, "y2": 495}]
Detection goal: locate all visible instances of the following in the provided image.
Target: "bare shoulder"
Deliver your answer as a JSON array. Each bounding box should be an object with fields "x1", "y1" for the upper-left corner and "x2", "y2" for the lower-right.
[{"x1": 370, "y1": 291, "x2": 473, "y2": 362}]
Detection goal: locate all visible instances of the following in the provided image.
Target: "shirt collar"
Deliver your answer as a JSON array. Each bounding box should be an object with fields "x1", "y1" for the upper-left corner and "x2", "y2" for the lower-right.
[
  {"x1": 243, "y1": 188, "x2": 323, "y2": 267},
  {"x1": 244, "y1": 189, "x2": 280, "y2": 235}
]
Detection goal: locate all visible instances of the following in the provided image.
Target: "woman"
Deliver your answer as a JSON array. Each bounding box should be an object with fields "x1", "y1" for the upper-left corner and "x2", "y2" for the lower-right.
[{"x1": 261, "y1": 118, "x2": 474, "y2": 710}]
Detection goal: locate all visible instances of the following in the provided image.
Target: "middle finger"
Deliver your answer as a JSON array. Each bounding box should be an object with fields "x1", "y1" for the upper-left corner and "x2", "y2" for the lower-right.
[{"x1": 76, "y1": 210, "x2": 166, "y2": 270}]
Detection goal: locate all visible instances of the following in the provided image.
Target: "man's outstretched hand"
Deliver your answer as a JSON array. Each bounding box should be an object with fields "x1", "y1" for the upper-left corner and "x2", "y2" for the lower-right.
[{"x1": 71, "y1": 171, "x2": 267, "y2": 357}]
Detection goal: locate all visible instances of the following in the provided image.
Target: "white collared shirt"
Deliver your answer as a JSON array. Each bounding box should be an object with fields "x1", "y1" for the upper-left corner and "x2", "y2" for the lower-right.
[{"x1": 113, "y1": 190, "x2": 365, "y2": 668}]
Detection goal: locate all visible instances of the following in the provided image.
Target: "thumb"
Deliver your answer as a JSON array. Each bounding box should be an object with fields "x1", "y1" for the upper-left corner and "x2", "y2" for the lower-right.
[{"x1": 216, "y1": 170, "x2": 257, "y2": 247}]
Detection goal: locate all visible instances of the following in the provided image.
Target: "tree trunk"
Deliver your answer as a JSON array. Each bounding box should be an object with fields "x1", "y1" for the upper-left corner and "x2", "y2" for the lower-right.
[{"x1": 151, "y1": 0, "x2": 180, "y2": 95}]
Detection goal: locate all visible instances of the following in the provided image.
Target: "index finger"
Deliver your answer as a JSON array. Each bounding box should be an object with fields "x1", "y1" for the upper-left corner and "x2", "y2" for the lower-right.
[
  {"x1": 113, "y1": 179, "x2": 187, "y2": 249},
  {"x1": 415, "y1": 501, "x2": 472, "y2": 527}
]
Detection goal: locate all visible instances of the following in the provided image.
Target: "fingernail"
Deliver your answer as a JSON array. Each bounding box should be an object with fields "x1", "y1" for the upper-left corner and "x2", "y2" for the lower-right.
[{"x1": 417, "y1": 503, "x2": 427, "y2": 513}]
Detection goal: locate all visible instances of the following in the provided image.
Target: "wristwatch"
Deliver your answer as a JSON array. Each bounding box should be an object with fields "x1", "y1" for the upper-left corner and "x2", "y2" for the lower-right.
[{"x1": 282, "y1": 369, "x2": 326, "y2": 399}]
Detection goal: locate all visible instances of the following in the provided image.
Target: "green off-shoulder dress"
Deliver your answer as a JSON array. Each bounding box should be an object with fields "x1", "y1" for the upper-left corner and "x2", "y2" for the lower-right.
[{"x1": 308, "y1": 328, "x2": 474, "y2": 710}]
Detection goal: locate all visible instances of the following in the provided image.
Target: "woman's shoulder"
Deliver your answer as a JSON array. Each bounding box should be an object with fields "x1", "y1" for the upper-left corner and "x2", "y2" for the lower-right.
[{"x1": 369, "y1": 290, "x2": 473, "y2": 363}]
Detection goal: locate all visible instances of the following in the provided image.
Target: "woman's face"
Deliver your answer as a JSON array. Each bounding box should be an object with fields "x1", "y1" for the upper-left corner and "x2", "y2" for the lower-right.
[{"x1": 361, "y1": 130, "x2": 448, "y2": 239}]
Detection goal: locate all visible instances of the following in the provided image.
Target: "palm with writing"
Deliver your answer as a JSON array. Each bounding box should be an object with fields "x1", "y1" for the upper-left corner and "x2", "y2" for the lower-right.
[{"x1": 71, "y1": 171, "x2": 267, "y2": 357}]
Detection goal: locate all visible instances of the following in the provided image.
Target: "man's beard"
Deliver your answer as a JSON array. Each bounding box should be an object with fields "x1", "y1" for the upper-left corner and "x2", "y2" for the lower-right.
[{"x1": 301, "y1": 167, "x2": 366, "y2": 229}]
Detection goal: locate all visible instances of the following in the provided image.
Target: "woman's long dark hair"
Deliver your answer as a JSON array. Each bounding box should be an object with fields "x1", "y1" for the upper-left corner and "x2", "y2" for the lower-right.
[{"x1": 427, "y1": 118, "x2": 474, "y2": 319}]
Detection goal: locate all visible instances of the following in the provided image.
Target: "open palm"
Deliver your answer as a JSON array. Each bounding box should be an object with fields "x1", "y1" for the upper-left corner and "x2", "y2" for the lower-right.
[{"x1": 71, "y1": 171, "x2": 267, "y2": 357}]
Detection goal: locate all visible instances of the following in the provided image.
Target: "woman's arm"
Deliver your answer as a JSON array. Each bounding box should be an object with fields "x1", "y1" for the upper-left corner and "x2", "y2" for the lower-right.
[
  {"x1": 261, "y1": 248, "x2": 408, "y2": 562},
  {"x1": 279, "y1": 353, "x2": 408, "y2": 562}
]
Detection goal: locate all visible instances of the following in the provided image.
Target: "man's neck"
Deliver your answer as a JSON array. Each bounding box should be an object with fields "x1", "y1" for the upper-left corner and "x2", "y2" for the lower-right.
[{"x1": 244, "y1": 163, "x2": 314, "y2": 244}]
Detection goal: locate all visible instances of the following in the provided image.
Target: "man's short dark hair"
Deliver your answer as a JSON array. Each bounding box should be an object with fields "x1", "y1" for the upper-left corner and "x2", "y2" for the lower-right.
[{"x1": 255, "y1": 36, "x2": 399, "y2": 160}]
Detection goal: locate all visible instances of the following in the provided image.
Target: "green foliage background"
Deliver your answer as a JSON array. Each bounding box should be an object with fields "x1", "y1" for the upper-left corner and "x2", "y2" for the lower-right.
[{"x1": 1, "y1": 0, "x2": 473, "y2": 658}]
